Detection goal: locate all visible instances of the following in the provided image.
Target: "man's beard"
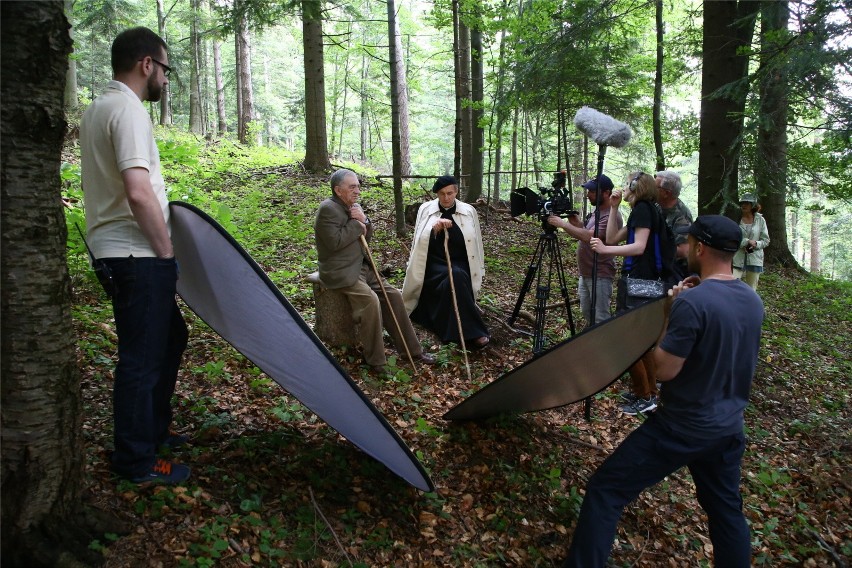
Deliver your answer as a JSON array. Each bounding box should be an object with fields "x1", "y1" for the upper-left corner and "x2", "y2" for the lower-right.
[{"x1": 146, "y1": 75, "x2": 163, "y2": 102}]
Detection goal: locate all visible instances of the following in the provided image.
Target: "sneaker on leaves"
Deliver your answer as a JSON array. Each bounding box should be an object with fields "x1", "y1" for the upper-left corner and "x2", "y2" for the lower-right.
[
  {"x1": 622, "y1": 395, "x2": 658, "y2": 416},
  {"x1": 129, "y1": 458, "x2": 191, "y2": 485}
]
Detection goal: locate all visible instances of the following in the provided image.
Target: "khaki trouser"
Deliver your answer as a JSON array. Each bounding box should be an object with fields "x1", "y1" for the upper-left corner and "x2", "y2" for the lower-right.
[
  {"x1": 733, "y1": 267, "x2": 761, "y2": 290},
  {"x1": 335, "y1": 264, "x2": 423, "y2": 366}
]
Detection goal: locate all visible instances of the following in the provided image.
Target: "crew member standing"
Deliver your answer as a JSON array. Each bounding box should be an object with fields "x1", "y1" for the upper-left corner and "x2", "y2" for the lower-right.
[
  {"x1": 563, "y1": 215, "x2": 764, "y2": 567},
  {"x1": 547, "y1": 174, "x2": 623, "y2": 327},
  {"x1": 81, "y1": 27, "x2": 190, "y2": 484},
  {"x1": 654, "y1": 170, "x2": 693, "y2": 278}
]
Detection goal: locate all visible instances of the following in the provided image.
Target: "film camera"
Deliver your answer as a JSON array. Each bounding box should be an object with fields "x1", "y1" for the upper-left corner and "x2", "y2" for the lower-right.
[{"x1": 510, "y1": 171, "x2": 577, "y2": 230}]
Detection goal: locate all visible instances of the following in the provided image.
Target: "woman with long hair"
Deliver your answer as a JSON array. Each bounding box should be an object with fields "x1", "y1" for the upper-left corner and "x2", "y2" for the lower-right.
[
  {"x1": 590, "y1": 171, "x2": 662, "y2": 415},
  {"x1": 732, "y1": 193, "x2": 770, "y2": 290}
]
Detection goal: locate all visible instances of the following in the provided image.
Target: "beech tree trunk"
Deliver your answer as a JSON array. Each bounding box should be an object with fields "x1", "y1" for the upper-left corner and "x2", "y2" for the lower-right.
[
  {"x1": 189, "y1": 0, "x2": 205, "y2": 135},
  {"x1": 236, "y1": 14, "x2": 255, "y2": 144},
  {"x1": 457, "y1": 14, "x2": 472, "y2": 191},
  {"x1": 511, "y1": 107, "x2": 518, "y2": 191},
  {"x1": 387, "y1": 0, "x2": 407, "y2": 235},
  {"x1": 697, "y1": 0, "x2": 759, "y2": 216},
  {"x1": 469, "y1": 24, "x2": 484, "y2": 201},
  {"x1": 156, "y1": 0, "x2": 171, "y2": 125},
  {"x1": 213, "y1": 37, "x2": 227, "y2": 134},
  {"x1": 388, "y1": 0, "x2": 411, "y2": 178},
  {"x1": 63, "y1": 0, "x2": 78, "y2": 111},
  {"x1": 360, "y1": 48, "x2": 369, "y2": 162},
  {"x1": 235, "y1": 29, "x2": 243, "y2": 136},
  {"x1": 810, "y1": 183, "x2": 821, "y2": 274},
  {"x1": 302, "y1": 0, "x2": 331, "y2": 171},
  {"x1": 490, "y1": 8, "x2": 509, "y2": 203},
  {"x1": 0, "y1": 4, "x2": 106, "y2": 565}
]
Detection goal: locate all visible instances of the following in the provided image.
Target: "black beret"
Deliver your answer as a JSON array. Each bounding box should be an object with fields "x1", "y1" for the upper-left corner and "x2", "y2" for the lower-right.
[{"x1": 432, "y1": 175, "x2": 458, "y2": 192}]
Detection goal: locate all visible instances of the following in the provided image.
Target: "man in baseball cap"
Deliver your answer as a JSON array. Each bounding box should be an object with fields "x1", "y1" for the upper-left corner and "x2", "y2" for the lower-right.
[
  {"x1": 580, "y1": 174, "x2": 614, "y2": 193},
  {"x1": 562, "y1": 214, "x2": 764, "y2": 567},
  {"x1": 675, "y1": 214, "x2": 742, "y2": 253}
]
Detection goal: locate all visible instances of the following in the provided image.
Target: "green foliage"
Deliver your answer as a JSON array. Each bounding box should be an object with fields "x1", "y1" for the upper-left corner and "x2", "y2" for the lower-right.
[{"x1": 271, "y1": 398, "x2": 307, "y2": 423}]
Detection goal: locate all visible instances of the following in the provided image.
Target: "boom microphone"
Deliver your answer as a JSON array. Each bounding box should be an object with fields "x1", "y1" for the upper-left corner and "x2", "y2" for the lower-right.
[{"x1": 573, "y1": 106, "x2": 632, "y2": 148}]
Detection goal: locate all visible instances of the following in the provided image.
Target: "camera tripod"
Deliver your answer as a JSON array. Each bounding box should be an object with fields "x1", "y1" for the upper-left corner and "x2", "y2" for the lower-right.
[{"x1": 507, "y1": 225, "x2": 576, "y2": 355}]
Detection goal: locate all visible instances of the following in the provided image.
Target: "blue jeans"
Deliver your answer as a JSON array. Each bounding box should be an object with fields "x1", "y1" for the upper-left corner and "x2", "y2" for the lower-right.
[
  {"x1": 563, "y1": 414, "x2": 750, "y2": 567},
  {"x1": 100, "y1": 256, "x2": 188, "y2": 477}
]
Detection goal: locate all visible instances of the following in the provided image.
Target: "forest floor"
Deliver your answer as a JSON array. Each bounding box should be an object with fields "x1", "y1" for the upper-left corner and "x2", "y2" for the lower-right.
[{"x1": 71, "y1": 163, "x2": 851, "y2": 567}]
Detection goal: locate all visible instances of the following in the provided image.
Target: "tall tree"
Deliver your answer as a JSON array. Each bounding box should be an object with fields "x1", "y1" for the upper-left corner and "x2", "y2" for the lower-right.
[
  {"x1": 755, "y1": 0, "x2": 796, "y2": 266},
  {"x1": 156, "y1": 0, "x2": 172, "y2": 125},
  {"x1": 810, "y1": 184, "x2": 821, "y2": 274},
  {"x1": 302, "y1": 0, "x2": 331, "y2": 171},
  {"x1": 360, "y1": 46, "x2": 369, "y2": 162},
  {"x1": 652, "y1": 0, "x2": 665, "y2": 171},
  {"x1": 489, "y1": 0, "x2": 510, "y2": 204},
  {"x1": 387, "y1": 0, "x2": 408, "y2": 234},
  {"x1": 455, "y1": 4, "x2": 472, "y2": 188},
  {"x1": 235, "y1": 8, "x2": 256, "y2": 144},
  {"x1": 212, "y1": 33, "x2": 228, "y2": 134},
  {"x1": 64, "y1": 0, "x2": 79, "y2": 111},
  {"x1": 1, "y1": 3, "x2": 115, "y2": 565},
  {"x1": 696, "y1": 0, "x2": 760, "y2": 216},
  {"x1": 452, "y1": 0, "x2": 462, "y2": 178},
  {"x1": 468, "y1": 20, "x2": 484, "y2": 201},
  {"x1": 189, "y1": 0, "x2": 205, "y2": 135}
]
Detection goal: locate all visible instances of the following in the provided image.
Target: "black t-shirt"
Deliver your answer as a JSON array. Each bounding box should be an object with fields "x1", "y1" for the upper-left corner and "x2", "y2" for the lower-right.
[
  {"x1": 623, "y1": 200, "x2": 660, "y2": 280},
  {"x1": 658, "y1": 279, "x2": 764, "y2": 438}
]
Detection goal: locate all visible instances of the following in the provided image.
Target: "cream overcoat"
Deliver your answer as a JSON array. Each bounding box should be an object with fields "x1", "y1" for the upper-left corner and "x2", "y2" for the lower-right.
[{"x1": 401, "y1": 199, "x2": 485, "y2": 314}]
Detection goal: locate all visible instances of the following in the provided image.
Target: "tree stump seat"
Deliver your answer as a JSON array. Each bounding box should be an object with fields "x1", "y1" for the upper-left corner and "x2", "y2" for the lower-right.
[{"x1": 306, "y1": 271, "x2": 359, "y2": 347}]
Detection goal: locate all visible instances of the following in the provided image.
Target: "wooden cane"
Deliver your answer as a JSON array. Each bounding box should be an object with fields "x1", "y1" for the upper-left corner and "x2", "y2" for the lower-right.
[
  {"x1": 359, "y1": 234, "x2": 418, "y2": 372},
  {"x1": 443, "y1": 229, "x2": 473, "y2": 382}
]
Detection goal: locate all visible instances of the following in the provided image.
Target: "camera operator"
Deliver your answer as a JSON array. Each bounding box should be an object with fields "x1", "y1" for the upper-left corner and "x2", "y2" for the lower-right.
[{"x1": 547, "y1": 175, "x2": 623, "y2": 327}]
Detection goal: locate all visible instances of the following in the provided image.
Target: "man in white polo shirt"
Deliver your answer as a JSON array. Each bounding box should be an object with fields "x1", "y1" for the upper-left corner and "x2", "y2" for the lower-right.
[{"x1": 81, "y1": 27, "x2": 189, "y2": 484}]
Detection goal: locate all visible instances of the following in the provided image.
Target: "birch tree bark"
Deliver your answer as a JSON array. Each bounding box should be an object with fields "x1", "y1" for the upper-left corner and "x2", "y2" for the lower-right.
[{"x1": 1, "y1": 3, "x2": 113, "y2": 564}]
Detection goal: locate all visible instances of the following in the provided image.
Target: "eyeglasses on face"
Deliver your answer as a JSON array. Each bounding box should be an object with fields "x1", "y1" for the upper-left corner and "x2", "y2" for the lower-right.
[{"x1": 139, "y1": 57, "x2": 172, "y2": 78}]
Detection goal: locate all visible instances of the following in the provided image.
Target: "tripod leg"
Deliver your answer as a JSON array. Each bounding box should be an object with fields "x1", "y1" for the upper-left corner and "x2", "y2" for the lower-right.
[
  {"x1": 551, "y1": 235, "x2": 576, "y2": 336},
  {"x1": 533, "y1": 257, "x2": 550, "y2": 355},
  {"x1": 508, "y1": 236, "x2": 546, "y2": 327}
]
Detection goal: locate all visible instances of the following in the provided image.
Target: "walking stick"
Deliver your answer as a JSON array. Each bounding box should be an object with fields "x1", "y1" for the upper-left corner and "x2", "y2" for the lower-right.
[
  {"x1": 443, "y1": 229, "x2": 472, "y2": 382},
  {"x1": 359, "y1": 234, "x2": 418, "y2": 372}
]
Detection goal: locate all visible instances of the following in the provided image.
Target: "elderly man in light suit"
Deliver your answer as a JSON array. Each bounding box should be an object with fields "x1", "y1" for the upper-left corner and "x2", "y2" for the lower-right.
[{"x1": 314, "y1": 169, "x2": 435, "y2": 373}]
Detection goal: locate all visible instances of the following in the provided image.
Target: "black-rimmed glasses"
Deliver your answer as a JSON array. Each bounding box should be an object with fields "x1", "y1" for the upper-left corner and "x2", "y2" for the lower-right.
[{"x1": 139, "y1": 57, "x2": 172, "y2": 78}]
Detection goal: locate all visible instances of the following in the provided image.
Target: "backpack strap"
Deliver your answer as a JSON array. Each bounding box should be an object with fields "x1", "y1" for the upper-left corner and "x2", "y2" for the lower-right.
[
  {"x1": 624, "y1": 201, "x2": 663, "y2": 275},
  {"x1": 624, "y1": 226, "x2": 635, "y2": 272}
]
